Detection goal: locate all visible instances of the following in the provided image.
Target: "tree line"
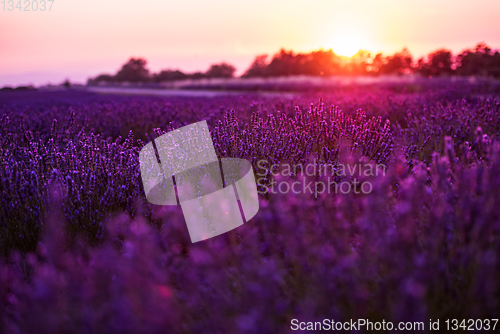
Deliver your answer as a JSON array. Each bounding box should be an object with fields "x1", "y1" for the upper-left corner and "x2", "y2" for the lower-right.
[
  {"x1": 87, "y1": 42, "x2": 500, "y2": 85},
  {"x1": 87, "y1": 60, "x2": 236, "y2": 85},
  {"x1": 243, "y1": 43, "x2": 500, "y2": 78}
]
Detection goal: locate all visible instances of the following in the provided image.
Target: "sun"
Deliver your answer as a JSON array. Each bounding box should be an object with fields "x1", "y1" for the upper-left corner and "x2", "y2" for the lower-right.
[{"x1": 329, "y1": 30, "x2": 371, "y2": 58}]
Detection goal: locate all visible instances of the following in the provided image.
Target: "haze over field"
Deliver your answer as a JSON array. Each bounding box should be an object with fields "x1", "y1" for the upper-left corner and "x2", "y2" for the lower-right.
[{"x1": 1, "y1": 0, "x2": 500, "y2": 86}]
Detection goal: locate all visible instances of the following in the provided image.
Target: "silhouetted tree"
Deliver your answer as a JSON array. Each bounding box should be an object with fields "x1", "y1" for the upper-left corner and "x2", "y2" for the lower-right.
[
  {"x1": 242, "y1": 55, "x2": 269, "y2": 77},
  {"x1": 205, "y1": 63, "x2": 236, "y2": 78},
  {"x1": 153, "y1": 70, "x2": 187, "y2": 82},
  {"x1": 379, "y1": 48, "x2": 413, "y2": 75},
  {"x1": 87, "y1": 74, "x2": 115, "y2": 85},
  {"x1": 344, "y1": 50, "x2": 371, "y2": 75},
  {"x1": 491, "y1": 52, "x2": 500, "y2": 78},
  {"x1": 417, "y1": 49, "x2": 453, "y2": 76},
  {"x1": 114, "y1": 58, "x2": 150, "y2": 82},
  {"x1": 456, "y1": 43, "x2": 500, "y2": 77},
  {"x1": 303, "y1": 49, "x2": 341, "y2": 76},
  {"x1": 190, "y1": 72, "x2": 205, "y2": 79},
  {"x1": 371, "y1": 53, "x2": 386, "y2": 75},
  {"x1": 266, "y1": 49, "x2": 298, "y2": 76}
]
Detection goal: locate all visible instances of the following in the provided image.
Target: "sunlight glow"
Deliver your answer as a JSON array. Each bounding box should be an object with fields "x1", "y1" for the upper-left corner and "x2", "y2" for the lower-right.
[{"x1": 329, "y1": 29, "x2": 373, "y2": 58}]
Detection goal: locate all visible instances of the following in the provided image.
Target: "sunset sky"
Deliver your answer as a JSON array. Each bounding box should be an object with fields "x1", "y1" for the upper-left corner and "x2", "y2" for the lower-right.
[{"x1": 1, "y1": 0, "x2": 499, "y2": 86}]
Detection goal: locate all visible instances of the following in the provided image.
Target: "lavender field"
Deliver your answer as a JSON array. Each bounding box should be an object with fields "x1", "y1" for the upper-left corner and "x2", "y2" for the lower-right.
[{"x1": 1, "y1": 79, "x2": 500, "y2": 333}]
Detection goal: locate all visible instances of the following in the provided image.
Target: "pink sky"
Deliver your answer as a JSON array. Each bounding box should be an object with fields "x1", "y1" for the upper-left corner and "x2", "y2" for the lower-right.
[{"x1": 1, "y1": 0, "x2": 499, "y2": 87}]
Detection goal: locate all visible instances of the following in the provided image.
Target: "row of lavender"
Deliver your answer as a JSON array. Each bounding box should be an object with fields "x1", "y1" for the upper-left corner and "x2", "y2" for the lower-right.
[
  {"x1": 1, "y1": 132, "x2": 499, "y2": 332},
  {"x1": 0, "y1": 96, "x2": 395, "y2": 255},
  {"x1": 0, "y1": 81, "x2": 500, "y2": 332}
]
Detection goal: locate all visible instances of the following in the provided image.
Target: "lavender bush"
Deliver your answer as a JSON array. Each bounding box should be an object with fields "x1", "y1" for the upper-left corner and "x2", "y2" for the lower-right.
[
  {"x1": 0, "y1": 82, "x2": 499, "y2": 333},
  {"x1": 212, "y1": 100, "x2": 392, "y2": 166}
]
